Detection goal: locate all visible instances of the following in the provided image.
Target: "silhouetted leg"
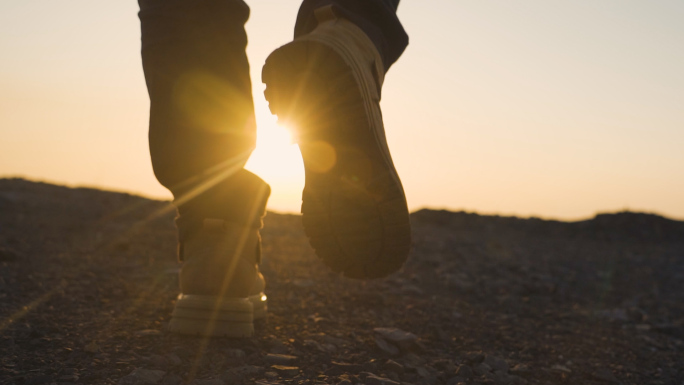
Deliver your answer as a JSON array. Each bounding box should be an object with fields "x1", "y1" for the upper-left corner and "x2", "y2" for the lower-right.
[
  {"x1": 138, "y1": 0, "x2": 270, "y2": 242},
  {"x1": 294, "y1": 0, "x2": 408, "y2": 71}
]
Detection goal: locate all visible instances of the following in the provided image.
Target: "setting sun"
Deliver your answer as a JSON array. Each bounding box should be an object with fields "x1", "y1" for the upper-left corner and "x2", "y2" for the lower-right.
[{"x1": 244, "y1": 112, "x2": 305, "y2": 213}]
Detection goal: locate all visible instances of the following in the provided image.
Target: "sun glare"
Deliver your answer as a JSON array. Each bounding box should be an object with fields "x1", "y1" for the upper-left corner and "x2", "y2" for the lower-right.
[{"x1": 244, "y1": 113, "x2": 305, "y2": 213}]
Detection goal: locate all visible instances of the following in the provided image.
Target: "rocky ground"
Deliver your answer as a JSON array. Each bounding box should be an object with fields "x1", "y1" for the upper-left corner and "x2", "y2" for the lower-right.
[{"x1": 0, "y1": 178, "x2": 683, "y2": 385}]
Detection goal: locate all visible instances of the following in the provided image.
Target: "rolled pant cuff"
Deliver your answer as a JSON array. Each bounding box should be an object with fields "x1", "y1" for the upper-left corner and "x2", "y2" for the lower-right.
[{"x1": 174, "y1": 169, "x2": 271, "y2": 245}]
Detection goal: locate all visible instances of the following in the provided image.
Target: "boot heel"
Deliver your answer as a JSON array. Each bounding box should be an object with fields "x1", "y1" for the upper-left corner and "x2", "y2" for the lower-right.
[
  {"x1": 248, "y1": 292, "x2": 268, "y2": 320},
  {"x1": 168, "y1": 294, "x2": 254, "y2": 337}
]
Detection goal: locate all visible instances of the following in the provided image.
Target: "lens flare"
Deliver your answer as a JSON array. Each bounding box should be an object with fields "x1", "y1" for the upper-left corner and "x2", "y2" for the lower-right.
[
  {"x1": 300, "y1": 140, "x2": 337, "y2": 173},
  {"x1": 245, "y1": 115, "x2": 304, "y2": 182}
]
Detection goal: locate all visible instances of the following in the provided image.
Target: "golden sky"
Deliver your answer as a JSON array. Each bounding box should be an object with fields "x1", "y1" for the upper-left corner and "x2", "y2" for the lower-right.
[{"x1": 1, "y1": 0, "x2": 683, "y2": 220}]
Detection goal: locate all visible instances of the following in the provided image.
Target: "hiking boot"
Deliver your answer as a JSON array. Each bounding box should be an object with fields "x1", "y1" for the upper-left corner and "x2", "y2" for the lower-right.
[
  {"x1": 262, "y1": 5, "x2": 411, "y2": 279},
  {"x1": 167, "y1": 219, "x2": 267, "y2": 337}
]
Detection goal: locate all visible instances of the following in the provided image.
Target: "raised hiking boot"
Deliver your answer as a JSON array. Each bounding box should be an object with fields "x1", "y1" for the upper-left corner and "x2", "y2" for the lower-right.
[
  {"x1": 262, "y1": 6, "x2": 411, "y2": 279},
  {"x1": 167, "y1": 219, "x2": 267, "y2": 337}
]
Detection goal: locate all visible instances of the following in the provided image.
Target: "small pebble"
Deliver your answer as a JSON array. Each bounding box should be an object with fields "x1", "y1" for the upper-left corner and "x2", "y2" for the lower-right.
[
  {"x1": 365, "y1": 374, "x2": 400, "y2": 385},
  {"x1": 551, "y1": 364, "x2": 571, "y2": 373},
  {"x1": 272, "y1": 365, "x2": 300, "y2": 377},
  {"x1": 474, "y1": 363, "x2": 492, "y2": 375},
  {"x1": 264, "y1": 372, "x2": 278, "y2": 379},
  {"x1": 265, "y1": 353, "x2": 297, "y2": 365},
  {"x1": 375, "y1": 337, "x2": 399, "y2": 356},
  {"x1": 84, "y1": 342, "x2": 99, "y2": 353},
  {"x1": 484, "y1": 355, "x2": 509, "y2": 373},
  {"x1": 135, "y1": 330, "x2": 162, "y2": 337},
  {"x1": 373, "y1": 328, "x2": 419, "y2": 352},
  {"x1": 509, "y1": 364, "x2": 530, "y2": 375},
  {"x1": 383, "y1": 359, "x2": 404, "y2": 374},
  {"x1": 416, "y1": 367, "x2": 431, "y2": 378},
  {"x1": 464, "y1": 351, "x2": 485, "y2": 364}
]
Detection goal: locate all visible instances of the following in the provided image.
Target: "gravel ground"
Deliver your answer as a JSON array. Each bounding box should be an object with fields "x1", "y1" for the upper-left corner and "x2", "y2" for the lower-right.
[{"x1": 0, "y1": 178, "x2": 683, "y2": 385}]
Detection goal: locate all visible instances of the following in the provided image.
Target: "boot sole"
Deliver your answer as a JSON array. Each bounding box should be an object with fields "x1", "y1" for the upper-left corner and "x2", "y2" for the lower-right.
[
  {"x1": 262, "y1": 36, "x2": 411, "y2": 279},
  {"x1": 168, "y1": 293, "x2": 266, "y2": 337}
]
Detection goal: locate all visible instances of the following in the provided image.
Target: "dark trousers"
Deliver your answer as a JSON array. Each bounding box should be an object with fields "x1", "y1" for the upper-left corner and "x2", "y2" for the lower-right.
[{"x1": 138, "y1": 0, "x2": 408, "y2": 235}]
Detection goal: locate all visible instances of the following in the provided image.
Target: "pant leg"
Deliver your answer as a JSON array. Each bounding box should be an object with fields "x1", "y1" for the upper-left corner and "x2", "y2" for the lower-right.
[
  {"x1": 138, "y1": 0, "x2": 270, "y2": 236},
  {"x1": 294, "y1": 0, "x2": 408, "y2": 71}
]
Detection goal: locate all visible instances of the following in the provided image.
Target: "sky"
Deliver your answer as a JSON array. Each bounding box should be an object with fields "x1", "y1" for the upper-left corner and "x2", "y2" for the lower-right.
[{"x1": 1, "y1": 0, "x2": 683, "y2": 220}]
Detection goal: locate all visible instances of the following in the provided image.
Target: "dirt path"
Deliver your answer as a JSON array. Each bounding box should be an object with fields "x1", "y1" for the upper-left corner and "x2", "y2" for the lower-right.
[{"x1": 1, "y1": 179, "x2": 682, "y2": 385}]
